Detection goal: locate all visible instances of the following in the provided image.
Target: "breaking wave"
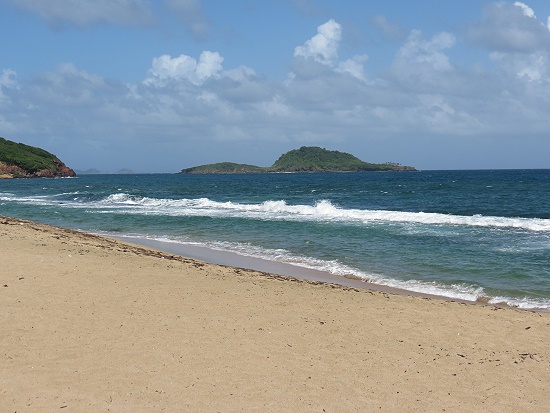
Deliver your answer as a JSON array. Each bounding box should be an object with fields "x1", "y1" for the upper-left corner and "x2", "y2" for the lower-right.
[{"x1": 3, "y1": 192, "x2": 550, "y2": 232}]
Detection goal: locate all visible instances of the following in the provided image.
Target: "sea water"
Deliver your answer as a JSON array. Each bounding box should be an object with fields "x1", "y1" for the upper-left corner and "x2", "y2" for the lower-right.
[{"x1": 1, "y1": 170, "x2": 549, "y2": 310}]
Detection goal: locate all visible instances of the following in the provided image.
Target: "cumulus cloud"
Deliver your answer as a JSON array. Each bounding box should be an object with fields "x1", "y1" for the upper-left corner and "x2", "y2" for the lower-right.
[
  {"x1": 513, "y1": 2, "x2": 536, "y2": 18},
  {"x1": 5, "y1": 0, "x2": 154, "y2": 27},
  {"x1": 388, "y1": 29, "x2": 458, "y2": 94},
  {"x1": 468, "y1": 2, "x2": 550, "y2": 84},
  {"x1": 164, "y1": 0, "x2": 210, "y2": 41},
  {"x1": 397, "y1": 30, "x2": 455, "y2": 71},
  {"x1": 515, "y1": 52, "x2": 548, "y2": 81},
  {"x1": 469, "y1": 2, "x2": 550, "y2": 53},
  {"x1": 336, "y1": 55, "x2": 369, "y2": 81},
  {"x1": 294, "y1": 19, "x2": 342, "y2": 65},
  {"x1": 3, "y1": 7, "x2": 550, "y2": 171},
  {"x1": 145, "y1": 51, "x2": 224, "y2": 86},
  {"x1": 293, "y1": 19, "x2": 367, "y2": 81},
  {"x1": 490, "y1": 50, "x2": 550, "y2": 83}
]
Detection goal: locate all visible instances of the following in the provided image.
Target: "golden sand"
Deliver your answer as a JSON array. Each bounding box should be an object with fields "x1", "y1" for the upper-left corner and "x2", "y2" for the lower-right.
[{"x1": 1, "y1": 216, "x2": 549, "y2": 412}]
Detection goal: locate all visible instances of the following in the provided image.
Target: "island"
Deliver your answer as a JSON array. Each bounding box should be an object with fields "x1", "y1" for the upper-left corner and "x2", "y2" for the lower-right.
[
  {"x1": 180, "y1": 146, "x2": 415, "y2": 174},
  {"x1": 0, "y1": 137, "x2": 76, "y2": 178}
]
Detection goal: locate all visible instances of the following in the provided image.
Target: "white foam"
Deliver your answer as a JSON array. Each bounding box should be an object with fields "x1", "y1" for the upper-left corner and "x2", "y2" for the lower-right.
[
  {"x1": 114, "y1": 233, "x2": 550, "y2": 310},
  {"x1": 94, "y1": 195, "x2": 550, "y2": 232},
  {"x1": 4, "y1": 193, "x2": 550, "y2": 232}
]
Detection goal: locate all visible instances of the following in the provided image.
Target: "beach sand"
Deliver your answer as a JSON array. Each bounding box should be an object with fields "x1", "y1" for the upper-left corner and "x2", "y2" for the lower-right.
[{"x1": 1, "y1": 216, "x2": 549, "y2": 412}]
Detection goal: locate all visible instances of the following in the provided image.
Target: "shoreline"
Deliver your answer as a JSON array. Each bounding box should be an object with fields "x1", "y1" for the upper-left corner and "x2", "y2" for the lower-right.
[
  {"x1": 114, "y1": 234, "x2": 503, "y2": 309},
  {"x1": 2, "y1": 213, "x2": 547, "y2": 311},
  {"x1": 113, "y1": 234, "x2": 550, "y2": 312},
  {"x1": 2, "y1": 215, "x2": 550, "y2": 412}
]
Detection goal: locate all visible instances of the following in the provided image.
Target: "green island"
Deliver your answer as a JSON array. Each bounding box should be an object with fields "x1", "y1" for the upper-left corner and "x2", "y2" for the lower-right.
[
  {"x1": 180, "y1": 146, "x2": 416, "y2": 174},
  {"x1": 0, "y1": 137, "x2": 76, "y2": 178}
]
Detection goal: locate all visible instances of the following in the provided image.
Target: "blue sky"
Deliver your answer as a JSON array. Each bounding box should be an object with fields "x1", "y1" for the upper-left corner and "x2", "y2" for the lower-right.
[{"x1": 1, "y1": 0, "x2": 550, "y2": 172}]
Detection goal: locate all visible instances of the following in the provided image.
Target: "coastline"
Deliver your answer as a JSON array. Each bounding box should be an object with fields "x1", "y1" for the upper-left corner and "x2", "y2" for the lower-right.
[
  {"x1": 2, "y1": 216, "x2": 550, "y2": 412},
  {"x1": 114, "y1": 234, "x2": 505, "y2": 308}
]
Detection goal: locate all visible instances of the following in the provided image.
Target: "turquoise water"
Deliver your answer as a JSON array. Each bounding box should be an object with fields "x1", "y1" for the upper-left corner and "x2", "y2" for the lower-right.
[{"x1": 1, "y1": 170, "x2": 549, "y2": 309}]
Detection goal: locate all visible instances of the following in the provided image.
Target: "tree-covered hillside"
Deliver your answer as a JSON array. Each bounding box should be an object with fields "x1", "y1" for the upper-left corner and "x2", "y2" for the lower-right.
[
  {"x1": 0, "y1": 137, "x2": 76, "y2": 178},
  {"x1": 180, "y1": 146, "x2": 415, "y2": 174},
  {"x1": 180, "y1": 162, "x2": 267, "y2": 174},
  {"x1": 269, "y1": 146, "x2": 408, "y2": 172}
]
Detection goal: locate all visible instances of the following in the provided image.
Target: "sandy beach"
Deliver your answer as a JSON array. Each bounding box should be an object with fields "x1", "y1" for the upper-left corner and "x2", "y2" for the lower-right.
[{"x1": 1, "y1": 216, "x2": 549, "y2": 412}]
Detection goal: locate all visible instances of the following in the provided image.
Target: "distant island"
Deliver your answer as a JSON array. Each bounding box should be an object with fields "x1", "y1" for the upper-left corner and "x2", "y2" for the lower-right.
[
  {"x1": 74, "y1": 168, "x2": 103, "y2": 175},
  {"x1": 0, "y1": 137, "x2": 76, "y2": 178},
  {"x1": 75, "y1": 168, "x2": 137, "y2": 175},
  {"x1": 180, "y1": 146, "x2": 415, "y2": 174}
]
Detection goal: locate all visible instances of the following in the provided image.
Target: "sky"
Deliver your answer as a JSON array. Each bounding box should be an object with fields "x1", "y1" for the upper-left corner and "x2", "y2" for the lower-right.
[{"x1": 1, "y1": 0, "x2": 550, "y2": 172}]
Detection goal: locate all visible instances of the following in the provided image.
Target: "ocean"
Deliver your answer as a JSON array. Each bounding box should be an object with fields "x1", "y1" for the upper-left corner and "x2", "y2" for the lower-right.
[{"x1": 1, "y1": 170, "x2": 549, "y2": 310}]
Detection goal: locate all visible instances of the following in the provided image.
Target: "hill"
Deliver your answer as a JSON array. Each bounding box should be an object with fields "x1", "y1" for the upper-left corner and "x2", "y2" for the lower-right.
[
  {"x1": 0, "y1": 137, "x2": 76, "y2": 178},
  {"x1": 181, "y1": 162, "x2": 266, "y2": 174},
  {"x1": 269, "y1": 146, "x2": 414, "y2": 172},
  {"x1": 180, "y1": 146, "x2": 415, "y2": 174}
]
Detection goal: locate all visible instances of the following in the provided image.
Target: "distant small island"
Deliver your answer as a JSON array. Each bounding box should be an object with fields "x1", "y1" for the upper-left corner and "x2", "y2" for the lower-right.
[
  {"x1": 0, "y1": 137, "x2": 76, "y2": 178},
  {"x1": 180, "y1": 146, "x2": 415, "y2": 174},
  {"x1": 74, "y1": 168, "x2": 104, "y2": 175},
  {"x1": 74, "y1": 168, "x2": 137, "y2": 175}
]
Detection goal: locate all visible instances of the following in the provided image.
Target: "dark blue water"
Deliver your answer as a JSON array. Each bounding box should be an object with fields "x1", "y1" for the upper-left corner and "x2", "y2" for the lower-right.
[{"x1": 1, "y1": 170, "x2": 549, "y2": 309}]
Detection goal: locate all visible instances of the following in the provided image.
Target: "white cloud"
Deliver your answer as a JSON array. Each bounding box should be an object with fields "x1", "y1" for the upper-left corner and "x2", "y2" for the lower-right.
[
  {"x1": 195, "y1": 51, "x2": 224, "y2": 81},
  {"x1": 469, "y1": 2, "x2": 550, "y2": 53},
  {"x1": 516, "y1": 53, "x2": 546, "y2": 81},
  {"x1": 5, "y1": 0, "x2": 154, "y2": 27},
  {"x1": 145, "y1": 51, "x2": 224, "y2": 86},
  {"x1": 294, "y1": 19, "x2": 342, "y2": 65},
  {"x1": 293, "y1": 19, "x2": 367, "y2": 81},
  {"x1": 491, "y1": 50, "x2": 550, "y2": 83},
  {"x1": 3, "y1": 9, "x2": 550, "y2": 171},
  {"x1": 469, "y1": 2, "x2": 550, "y2": 84},
  {"x1": 223, "y1": 66, "x2": 256, "y2": 82},
  {"x1": 261, "y1": 96, "x2": 290, "y2": 117},
  {"x1": 416, "y1": 94, "x2": 480, "y2": 133},
  {"x1": 398, "y1": 30, "x2": 455, "y2": 71},
  {"x1": 514, "y1": 2, "x2": 536, "y2": 19},
  {"x1": 387, "y1": 29, "x2": 459, "y2": 94},
  {"x1": 336, "y1": 55, "x2": 369, "y2": 81}
]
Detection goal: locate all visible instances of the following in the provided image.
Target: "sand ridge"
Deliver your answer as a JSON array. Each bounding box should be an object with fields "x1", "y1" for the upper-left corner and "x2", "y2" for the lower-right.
[{"x1": 1, "y1": 216, "x2": 549, "y2": 412}]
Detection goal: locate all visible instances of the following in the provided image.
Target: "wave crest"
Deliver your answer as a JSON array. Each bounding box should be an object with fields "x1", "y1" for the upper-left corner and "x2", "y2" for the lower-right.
[
  {"x1": 98, "y1": 194, "x2": 550, "y2": 232},
  {"x1": 4, "y1": 191, "x2": 550, "y2": 232}
]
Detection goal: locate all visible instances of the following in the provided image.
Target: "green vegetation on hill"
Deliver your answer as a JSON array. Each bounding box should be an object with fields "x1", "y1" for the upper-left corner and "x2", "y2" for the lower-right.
[
  {"x1": 270, "y1": 146, "x2": 405, "y2": 172},
  {"x1": 180, "y1": 146, "x2": 415, "y2": 174},
  {"x1": 0, "y1": 137, "x2": 76, "y2": 178},
  {"x1": 181, "y1": 162, "x2": 267, "y2": 174},
  {"x1": 0, "y1": 137, "x2": 57, "y2": 172}
]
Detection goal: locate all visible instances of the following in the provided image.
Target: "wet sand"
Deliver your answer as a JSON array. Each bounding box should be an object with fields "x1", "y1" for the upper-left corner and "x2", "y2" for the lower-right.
[
  {"x1": 116, "y1": 235, "x2": 504, "y2": 305},
  {"x1": 1, "y1": 216, "x2": 549, "y2": 412}
]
